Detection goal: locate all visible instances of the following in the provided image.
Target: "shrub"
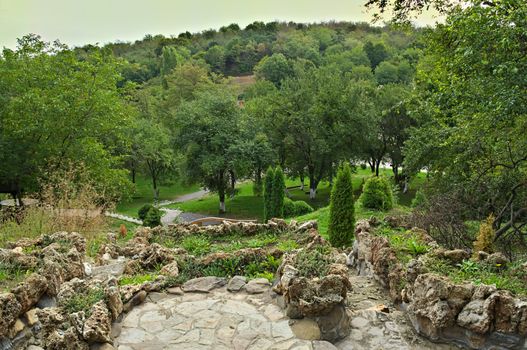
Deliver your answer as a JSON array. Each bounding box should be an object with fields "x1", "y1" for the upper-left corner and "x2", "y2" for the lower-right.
[
  {"x1": 138, "y1": 204, "x2": 154, "y2": 221},
  {"x1": 273, "y1": 166, "x2": 286, "y2": 218},
  {"x1": 411, "y1": 189, "x2": 428, "y2": 208},
  {"x1": 263, "y1": 167, "x2": 275, "y2": 222},
  {"x1": 360, "y1": 176, "x2": 393, "y2": 210},
  {"x1": 473, "y1": 214, "x2": 495, "y2": 256},
  {"x1": 294, "y1": 200, "x2": 314, "y2": 216},
  {"x1": 360, "y1": 163, "x2": 367, "y2": 170},
  {"x1": 328, "y1": 163, "x2": 355, "y2": 247},
  {"x1": 283, "y1": 198, "x2": 296, "y2": 217},
  {"x1": 143, "y1": 207, "x2": 162, "y2": 227}
]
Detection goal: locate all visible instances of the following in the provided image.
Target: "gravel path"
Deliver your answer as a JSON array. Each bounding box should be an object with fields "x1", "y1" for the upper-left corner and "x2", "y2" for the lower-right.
[{"x1": 158, "y1": 189, "x2": 209, "y2": 206}]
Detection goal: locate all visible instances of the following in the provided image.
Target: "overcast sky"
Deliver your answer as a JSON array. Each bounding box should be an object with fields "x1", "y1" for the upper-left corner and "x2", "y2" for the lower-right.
[{"x1": 0, "y1": 0, "x2": 440, "y2": 49}]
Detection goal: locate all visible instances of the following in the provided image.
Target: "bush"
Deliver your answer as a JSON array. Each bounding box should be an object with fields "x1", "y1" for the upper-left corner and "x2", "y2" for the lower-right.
[
  {"x1": 143, "y1": 207, "x2": 162, "y2": 227},
  {"x1": 273, "y1": 166, "x2": 286, "y2": 218},
  {"x1": 284, "y1": 198, "x2": 314, "y2": 218},
  {"x1": 293, "y1": 200, "x2": 314, "y2": 216},
  {"x1": 328, "y1": 163, "x2": 355, "y2": 247},
  {"x1": 263, "y1": 167, "x2": 275, "y2": 222},
  {"x1": 360, "y1": 176, "x2": 393, "y2": 210},
  {"x1": 138, "y1": 204, "x2": 154, "y2": 220},
  {"x1": 411, "y1": 189, "x2": 428, "y2": 208},
  {"x1": 473, "y1": 214, "x2": 495, "y2": 256}
]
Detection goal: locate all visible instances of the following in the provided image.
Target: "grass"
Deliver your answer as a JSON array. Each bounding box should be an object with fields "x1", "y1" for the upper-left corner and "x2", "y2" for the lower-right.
[
  {"x1": 165, "y1": 168, "x2": 423, "y2": 223},
  {"x1": 119, "y1": 273, "x2": 157, "y2": 286},
  {"x1": 115, "y1": 176, "x2": 200, "y2": 217},
  {"x1": 375, "y1": 225, "x2": 431, "y2": 263}
]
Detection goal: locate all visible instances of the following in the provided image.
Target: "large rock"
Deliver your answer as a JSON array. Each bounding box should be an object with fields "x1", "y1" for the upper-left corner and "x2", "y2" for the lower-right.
[
  {"x1": 159, "y1": 261, "x2": 179, "y2": 277},
  {"x1": 227, "y1": 275, "x2": 247, "y2": 292},
  {"x1": 0, "y1": 293, "x2": 22, "y2": 338},
  {"x1": 181, "y1": 276, "x2": 227, "y2": 293},
  {"x1": 12, "y1": 273, "x2": 48, "y2": 312},
  {"x1": 245, "y1": 278, "x2": 270, "y2": 294},
  {"x1": 83, "y1": 301, "x2": 112, "y2": 343}
]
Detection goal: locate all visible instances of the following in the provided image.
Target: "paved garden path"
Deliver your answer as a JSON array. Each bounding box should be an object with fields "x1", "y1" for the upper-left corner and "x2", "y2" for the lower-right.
[{"x1": 112, "y1": 274, "x2": 459, "y2": 350}]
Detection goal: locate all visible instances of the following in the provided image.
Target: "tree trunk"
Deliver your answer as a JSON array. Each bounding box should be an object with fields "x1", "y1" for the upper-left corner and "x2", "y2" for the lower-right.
[
  {"x1": 368, "y1": 160, "x2": 375, "y2": 173},
  {"x1": 152, "y1": 175, "x2": 159, "y2": 202},
  {"x1": 309, "y1": 177, "x2": 318, "y2": 200},
  {"x1": 300, "y1": 174, "x2": 305, "y2": 191},
  {"x1": 219, "y1": 189, "x2": 226, "y2": 213},
  {"x1": 131, "y1": 168, "x2": 136, "y2": 184},
  {"x1": 375, "y1": 159, "x2": 381, "y2": 176},
  {"x1": 229, "y1": 170, "x2": 236, "y2": 198}
]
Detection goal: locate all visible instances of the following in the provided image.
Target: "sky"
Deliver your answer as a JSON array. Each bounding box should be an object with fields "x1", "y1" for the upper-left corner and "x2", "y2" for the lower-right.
[{"x1": 0, "y1": 0, "x2": 440, "y2": 49}]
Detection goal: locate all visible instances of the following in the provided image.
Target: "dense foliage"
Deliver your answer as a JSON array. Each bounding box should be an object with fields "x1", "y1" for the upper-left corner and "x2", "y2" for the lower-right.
[
  {"x1": 360, "y1": 176, "x2": 394, "y2": 211},
  {"x1": 328, "y1": 163, "x2": 355, "y2": 247}
]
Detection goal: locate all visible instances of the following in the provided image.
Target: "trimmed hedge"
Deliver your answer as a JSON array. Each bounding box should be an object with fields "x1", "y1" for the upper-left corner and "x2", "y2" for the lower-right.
[
  {"x1": 284, "y1": 198, "x2": 314, "y2": 217},
  {"x1": 328, "y1": 163, "x2": 355, "y2": 247},
  {"x1": 360, "y1": 176, "x2": 393, "y2": 211}
]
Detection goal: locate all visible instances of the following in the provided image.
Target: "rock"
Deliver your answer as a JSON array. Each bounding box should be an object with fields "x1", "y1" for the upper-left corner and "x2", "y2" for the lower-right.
[
  {"x1": 312, "y1": 340, "x2": 338, "y2": 350},
  {"x1": 487, "y1": 252, "x2": 509, "y2": 267},
  {"x1": 12, "y1": 273, "x2": 48, "y2": 312},
  {"x1": 442, "y1": 249, "x2": 470, "y2": 264},
  {"x1": 45, "y1": 327, "x2": 89, "y2": 350},
  {"x1": 315, "y1": 304, "x2": 351, "y2": 342},
  {"x1": 84, "y1": 262, "x2": 93, "y2": 276},
  {"x1": 274, "y1": 264, "x2": 299, "y2": 294},
  {"x1": 35, "y1": 307, "x2": 65, "y2": 335},
  {"x1": 123, "y1": 290, "x2": 147, "y2": 312},
  {"x1": 159, "y1": 261, "x2": 179, "y2": 277},
  {"x1": 290, "y1": 318, "x2": 321, "y2": 340},
  {"x1": 83, "y1": 301, "x2": 112, "y2": 343},
  {"x1": 0, "y1": 293, "x2": 22, "y2": 338},
  {"x1": 89, "y1": 343, "x2": 116, "y2": 350},
  {"x1": 37, "y1": 295, "x2": 57, "y2": 308},
  {"x1": 167, "y1": 287, "x2": 184, "y2": 295},
  {"x1": 245, "y1": 278, "x2": 270, "y2": 294},
  {"x1": 136, "y1": 243, "x2": 174, "y2": 269},
  {"x1": 181, "y1": 277, "x2": 227, "y2": 293},
  {"x1": 24, "y1": 308, "x2": 39, "y2": 326},
  {"x1": 227, "y1": 275, "x2": 247, "y2": 292},
  {"x1": 27, "y1": 346, "x2": 45, "y2": 350},
  {"x1": 11, "y1": 317, "x2": 25, "y2": 336},
  {"x1": 105, "y1": 285, "x2": 123, "y2": 321},
  {"x1": 476, "y1": 251, "x2": 490, "y2": 261}
]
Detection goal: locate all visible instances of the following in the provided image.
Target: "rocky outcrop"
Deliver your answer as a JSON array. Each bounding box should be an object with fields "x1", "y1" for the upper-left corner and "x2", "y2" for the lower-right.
[
  {"x1": 349, "y1": 219, "x2": 527, "y2": 350},
  {"x1": 274, "y1": 235, "x2": 352, "y2": 343}
]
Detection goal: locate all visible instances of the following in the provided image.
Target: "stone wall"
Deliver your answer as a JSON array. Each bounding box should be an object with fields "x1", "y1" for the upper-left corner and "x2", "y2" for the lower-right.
[{"x1": 349, "y1": 219, "x2": 527, "y2": 350}]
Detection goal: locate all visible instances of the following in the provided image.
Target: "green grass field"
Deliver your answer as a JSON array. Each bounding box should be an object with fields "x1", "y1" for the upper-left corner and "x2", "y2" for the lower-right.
[
  {"x1": 115, "y1": 176, "x2": 200, "y2": 217},
  {"x1": 165, "y1": 168, "x2": 425, "y2": 223}
]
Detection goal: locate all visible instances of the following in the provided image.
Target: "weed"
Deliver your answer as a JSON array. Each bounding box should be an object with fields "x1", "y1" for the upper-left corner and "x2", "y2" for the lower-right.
[
  {"x1": 61, "y1": 288, "x2": 105, "y2": 316},
  {"x1": 119, "y1": 273, "x2": 156, "y2": 286},
  {"x1": 277, "y1": 240, "x2": 299, "y2": 251},
  {"x1": 182, "y1": 235, "x2": 211, "y2": 256}
]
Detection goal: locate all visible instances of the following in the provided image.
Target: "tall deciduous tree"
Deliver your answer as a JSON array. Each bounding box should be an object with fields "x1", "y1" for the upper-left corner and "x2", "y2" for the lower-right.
[
  {"x1": 176, "y1": 87, "x2": 242, "y2": 213},
  {"x1": 0, "y1": 35, "x2": 132, "y2": 203}
]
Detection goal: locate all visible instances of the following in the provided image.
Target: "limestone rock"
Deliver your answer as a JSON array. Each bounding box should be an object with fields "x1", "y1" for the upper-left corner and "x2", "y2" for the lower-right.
[
  {"x1": 123, "y1": 290, "x2": 147, "y2": 312},
  {"x1": 442, "y1": 249, "x2": 470, "y2": 264},
  {"x1": 167, "y1": 287, "x2": 184, "y2": 295},
  {"x1": 83, "y1": 301, "x2": 112, "y2": 343},
  {"x1": 290, "y1": 318, "x2": 321, "y2": 340},
  {"x1": 0, "y1": 292, "x2": 22, "y2": 338},
  {"x1": 245, "y1": 278, "x2": 270, "y2": 294},
  {"x1": 45, "y1": 327, "x2": 89, "y2": 350},
  {"x1": 12, "y1": 273, "x2": 48, "y2": 312},
  {"x1": 181, "y1": 276, "x2": 227, "y2": 293},
  {"x1": 487, "y1": 252, "x2": 509, "y2": 267},
  {"x1": 159, "y1": 261, "x2": 179, "y2": 277},
  {"x1": 24, "y1": 308, "x2": 39, "y2": 326},
  {"x1": 105, "y1": 285, "x2": 123, "y2": 321},
  {"x1": 312, "y1": 340, "x2": 338, "y2": 350},
  {"x1": 227, "y1": 275, "x2": 247, "y2": 292}
]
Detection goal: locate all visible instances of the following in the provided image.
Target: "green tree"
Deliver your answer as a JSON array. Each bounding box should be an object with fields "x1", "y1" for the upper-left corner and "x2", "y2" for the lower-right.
[
  {"x1": 272, "y1": 166, "x2": 286, "y2": 218},
  {"x1": 204, "y1": 45, "x2": 226, "y2": 73},
  {"x1": 328, "y1": 163, "x2": 355, "y2": 247},
  {"x1": 176, "y1": 87, "x2": 242, "y2": 213},
  {"x1": 0, "y1": 35, "x2": 132, "y2": 204},
  {"x1": 254, "y1": 53, "x2": 292, "y2": 87},
  {"x1": 360, "y1": 177, "x2": 393, "y2": 210},
  {"x1": 263, "y1": 167, "x2": 275, "y2": 222},
  {"x1": 364, "y1": 41, "x2": 389, "y2": 70}
]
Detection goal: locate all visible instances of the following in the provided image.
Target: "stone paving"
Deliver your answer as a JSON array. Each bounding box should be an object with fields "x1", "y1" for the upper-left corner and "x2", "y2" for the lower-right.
[
  {"x1": 112, "y1": 286, "x2": 334, "y2": 350},
  {"x1": 113, "y1": 275, "x2": 460, "y2": 350}
]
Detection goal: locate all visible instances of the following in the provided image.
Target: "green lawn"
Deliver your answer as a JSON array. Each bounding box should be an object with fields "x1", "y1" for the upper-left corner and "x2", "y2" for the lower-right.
[
  {"x1": 165, "y1": 168, "x2": 425, "y2": 223},
  {"x1": 115, "y1": 176, "x2": 200, "y2": 217}
]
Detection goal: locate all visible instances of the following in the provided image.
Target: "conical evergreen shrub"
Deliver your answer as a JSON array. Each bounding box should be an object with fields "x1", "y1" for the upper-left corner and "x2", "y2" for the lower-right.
[
  {"x1": 328, "y1": 162, "x2": 355, "y2": 247},
  {"x1": 273, "y1": 166, "x2": 286, "y2": 219},
  {"x1": 263, "y1": 167, "x2": 275, "y2": 222}
]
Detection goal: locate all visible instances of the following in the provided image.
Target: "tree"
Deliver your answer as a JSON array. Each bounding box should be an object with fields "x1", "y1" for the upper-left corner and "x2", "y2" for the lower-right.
[
  {"x1": 204, "y1": 45, "x2": 226, "y2": 73},
  {"x1": 360, "y1": 177, "x2": 394, "y2": 210},
  {"x1": 264, "y1": 167, "x2": 275, "y2": 222},
  {"x1": 254, "y1": 53, "x2": 293, "y2": 87},
  {"x1": 364, "y1": 41, "x2": 389, "y2": 70},
  {"x1": 0, "y1": 35, "x2": 132, "y2": 204},
  {"x1": 272, "y1": 166, "x2": 286, "y2": 218},
  {"x1": 176, "y1": 87, "x2": 242, "y2": 213},
  {"x1": 328, "y1": 163, "x2": 355, "y2": 247},
  {"x1": 132, "y1": 118, "x2": 175, "y2": 202},
  {"x1": 403, "y1": 0, "x2": 527, "y2": 255}
]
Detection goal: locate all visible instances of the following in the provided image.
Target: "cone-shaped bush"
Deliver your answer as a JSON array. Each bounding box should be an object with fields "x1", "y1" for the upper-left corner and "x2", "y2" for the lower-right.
[
  {"x1": 273, "y1": 166, "x2": 286, "y2": 219},
  {"x1": 263, "y1": 167, "x2": 275, "y2": 222},
  {"x1": 328, "y1": 163, "x2": 355, "y2": 247}
]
